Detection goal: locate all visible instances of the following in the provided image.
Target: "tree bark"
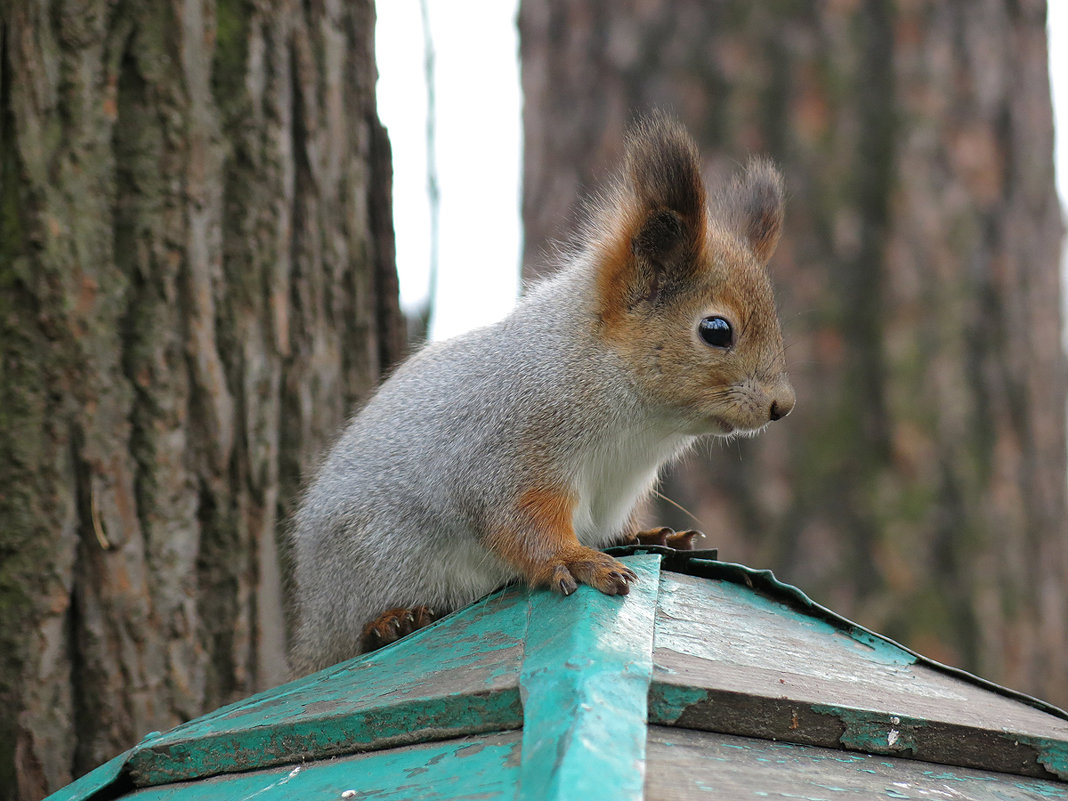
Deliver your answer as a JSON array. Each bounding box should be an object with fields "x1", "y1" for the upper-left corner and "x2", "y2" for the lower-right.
[
  {"x1": 0, "y1": 1, "x2": 401, "y2": 798},
  {"x1": 521, "y1": 0, "x2": 1068, "y2": 706}
]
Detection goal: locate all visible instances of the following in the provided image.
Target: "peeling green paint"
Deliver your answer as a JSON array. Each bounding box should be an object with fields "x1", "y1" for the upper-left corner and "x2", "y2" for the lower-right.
[
  {"x1": 810, "y1": 705, "x2": 926, "y2": 756},
  {"x1": 647, "y1": 683, "x2": 713, "y2": 725},
  {"x1": 1037, "y1": 740, "x2": 1068, "y2": 781},
  {"x1": 518, "y1": 554, "x2": 661, "y2": 801},
  {"x1": 1009, "y1": 734, "x2": 1068, "y2": 781},
  {"x1": 1015, "y1": 782, "x2": 1068, "y2": 800},
  {"x1": 841, "y1": 628, "x2": 915, "y2": 667}
]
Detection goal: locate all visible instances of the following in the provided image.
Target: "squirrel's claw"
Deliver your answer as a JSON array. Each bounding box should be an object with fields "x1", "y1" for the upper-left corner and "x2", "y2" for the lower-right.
[
  {"x1": 552, "y1": 564, "x2": 579, "y2": 596},
  {"x1": 360, "y1": 605, "x2": 439, "y2": 653},
  {"x1": 545, "y1": 548, "x2": 637, "y2": 597}
]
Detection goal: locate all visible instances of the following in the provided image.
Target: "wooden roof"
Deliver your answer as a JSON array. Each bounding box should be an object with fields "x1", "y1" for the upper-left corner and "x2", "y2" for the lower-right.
[{"x1": 49, "y1": 548, "x2": 1068, "y2": 800}]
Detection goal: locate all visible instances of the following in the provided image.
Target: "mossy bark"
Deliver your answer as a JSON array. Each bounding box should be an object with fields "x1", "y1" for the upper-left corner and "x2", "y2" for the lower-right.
[
  {"x1": 0, "y1": 1, "x2": 401, "y2": 798},
  {"x1": 521, "y1": 0, "x2": 1068, "y2": 705}
]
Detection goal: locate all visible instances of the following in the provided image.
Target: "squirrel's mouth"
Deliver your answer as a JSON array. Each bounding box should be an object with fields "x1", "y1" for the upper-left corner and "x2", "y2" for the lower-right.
[
  {"x1": 706, "y1": 416, "x2": 736, "y2": 436},
  {"x1": 707, "y1": 415, "x2": 770, "y2": 438}
]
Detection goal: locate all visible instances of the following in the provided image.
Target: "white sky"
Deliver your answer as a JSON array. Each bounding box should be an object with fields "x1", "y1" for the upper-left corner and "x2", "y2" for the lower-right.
[
  {"x1": 1051, "y1": 5, "x2": 1068, "y2": 206},
  {"x1": 375, "y1": 0, "x2": 521, "y2": 341},
  {"x1": 1048, "y1": 5, "x2": 1068, "y2": 354},
  {"x1": 377, "y1": 2, "x2": 1068, "y2": 344}
]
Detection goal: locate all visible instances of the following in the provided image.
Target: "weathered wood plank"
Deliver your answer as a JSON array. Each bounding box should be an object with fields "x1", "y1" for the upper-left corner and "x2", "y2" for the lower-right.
[
  {"x1": 645, "y1": 726, "x2": 1068, "y2": 800},
  {"x1": 650, "y1": 571, "x2": 1068, "y2": 780}
]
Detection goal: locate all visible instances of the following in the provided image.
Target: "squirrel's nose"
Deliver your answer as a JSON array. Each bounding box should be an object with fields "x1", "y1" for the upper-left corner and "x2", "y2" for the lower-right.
[{"x1": 768, "y1": 384, "x2": 795, "y2": 421}]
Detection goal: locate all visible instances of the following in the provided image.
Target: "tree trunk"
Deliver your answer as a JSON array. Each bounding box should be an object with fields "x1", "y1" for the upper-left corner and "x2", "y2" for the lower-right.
[
  {"x1": 0, "y1": 1, "x2": 401, "y2": 798},
  {"x1": 521, "y1": 0, "x2": 1068, "y2": 706}
]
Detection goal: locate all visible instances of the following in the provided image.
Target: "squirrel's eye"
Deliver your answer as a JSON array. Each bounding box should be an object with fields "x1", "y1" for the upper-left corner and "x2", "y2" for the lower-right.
[{"x1": 698, "y1": 316, "x2": 733, "y2": 348}]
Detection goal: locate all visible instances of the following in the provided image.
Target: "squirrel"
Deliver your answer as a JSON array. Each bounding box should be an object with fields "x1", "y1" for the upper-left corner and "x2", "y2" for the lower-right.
[{"x1": 288, "y1": 114, "x2": 794, "y2": 675}]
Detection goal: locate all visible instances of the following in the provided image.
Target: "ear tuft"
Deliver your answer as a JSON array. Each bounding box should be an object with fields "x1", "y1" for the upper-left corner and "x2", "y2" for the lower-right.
[
  {"x1": 623, "y1": 112, "x2": 705, "y2": 225},
  {"x1": 720, "y1": 157, "x2": 785, "y2": 265}
]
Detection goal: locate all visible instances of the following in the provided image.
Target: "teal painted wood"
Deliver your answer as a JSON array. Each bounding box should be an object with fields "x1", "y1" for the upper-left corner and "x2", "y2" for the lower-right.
[
  {"x1": 44, "y1": 749, "x2": 133, "y2": 801},
  {"x1": 124, "y1": 583, "x2": 529, "y2": 786},
  {"x1": 120, "y1": 731, "x2": 522, "y2": 801},
  {"x1": 518, "y1": 553, "x2": 661, "y2": 801},
  {"x1": 645, "y1": 725, "x2": 1068, "y2": 800}
]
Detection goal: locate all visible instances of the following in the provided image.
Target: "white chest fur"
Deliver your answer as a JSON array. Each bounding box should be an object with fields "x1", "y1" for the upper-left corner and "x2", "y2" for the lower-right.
[{"x1": 570, "y1": 422, "x2": 693, "y2": 547}]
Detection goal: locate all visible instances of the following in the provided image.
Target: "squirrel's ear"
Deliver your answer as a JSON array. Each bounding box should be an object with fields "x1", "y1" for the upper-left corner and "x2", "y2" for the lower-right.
[
  {"x1": 624, "y1": 114, "x2": 705, "y2": 269},
  {"x1": 624, "y1": 114, "x2": 705, "y2": 230},
  {"x1": 593, "y1": 115, "x2": 707, "y2": 322},
  {"x1": 719, "y1": 158, "x2": 785, "y2": 265}
]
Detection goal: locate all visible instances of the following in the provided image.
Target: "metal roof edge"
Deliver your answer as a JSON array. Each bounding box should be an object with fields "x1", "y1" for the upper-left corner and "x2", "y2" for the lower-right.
[
  {"x1": 605, "y1": 545, "x2": 1068, "y2": 723},
  {"x1": 42, "y1": 745, "x2": 141, "y2": 801}
]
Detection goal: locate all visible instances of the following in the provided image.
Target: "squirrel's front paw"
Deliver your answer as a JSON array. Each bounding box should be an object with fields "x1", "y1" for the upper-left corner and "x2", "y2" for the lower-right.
[
  {"x1": 360, "y1": 605, "x2": 439, "y2": 652},
  {"x1": 546, "y1": 548, "x2": 638, "y2": 597}
]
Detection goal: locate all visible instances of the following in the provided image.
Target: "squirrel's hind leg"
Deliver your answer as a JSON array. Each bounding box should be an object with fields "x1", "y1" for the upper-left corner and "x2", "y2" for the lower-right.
[{"x1": 360, "y1": 605, "x2": 440, "y2": 652}]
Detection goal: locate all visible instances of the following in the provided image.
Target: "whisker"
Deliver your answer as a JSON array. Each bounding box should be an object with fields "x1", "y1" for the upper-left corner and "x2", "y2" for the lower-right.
[{"x1": 651, "y1": 488, "x2": 705, "y2": 528}]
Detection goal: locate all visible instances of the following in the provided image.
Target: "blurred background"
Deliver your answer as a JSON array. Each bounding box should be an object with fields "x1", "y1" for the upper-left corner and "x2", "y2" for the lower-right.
[{"x1": 1, "y1": 1, "x2": 1065, "y2": 799}]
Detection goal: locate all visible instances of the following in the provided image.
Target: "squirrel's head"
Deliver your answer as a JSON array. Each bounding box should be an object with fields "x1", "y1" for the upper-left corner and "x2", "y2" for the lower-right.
[{"x1": 590, "y1": 114, "x2": 795, "y2": 437}]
